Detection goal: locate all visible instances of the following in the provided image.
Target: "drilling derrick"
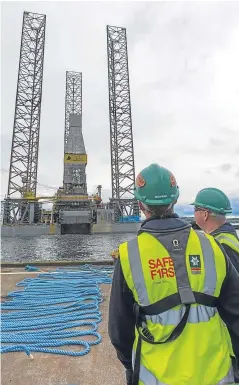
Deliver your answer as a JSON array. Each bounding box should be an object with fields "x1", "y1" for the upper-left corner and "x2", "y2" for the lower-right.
[
  {"x1": 63, "y1": 72, "x2": 87, "y2": 194},
  {"x1": 3, "y1": 11, "x2": 46, "y2": 224},
  {"x1": 106, "y1": 25, "x2": 139, "y2": 222},
  {"x1": 55, "y1": 72, "x2": 93, "y2": 234}
]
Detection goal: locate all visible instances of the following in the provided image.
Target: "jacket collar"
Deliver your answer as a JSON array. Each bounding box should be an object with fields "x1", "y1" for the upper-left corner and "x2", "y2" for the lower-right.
[
  {"x1": 139, "y1": 214, "x2": 191, "y2": 235},
  {"x1": 211, "y1": 222, "x2": 238, "y2": 237}
]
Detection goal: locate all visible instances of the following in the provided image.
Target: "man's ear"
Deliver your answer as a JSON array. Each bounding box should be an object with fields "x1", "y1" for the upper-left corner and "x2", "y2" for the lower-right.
[
  {"x1": 139, "y1": 201, "x2": 146, "y2": 213},
  {"x1": 204, "y1": 211, "x2": 209, "y2": 222}
]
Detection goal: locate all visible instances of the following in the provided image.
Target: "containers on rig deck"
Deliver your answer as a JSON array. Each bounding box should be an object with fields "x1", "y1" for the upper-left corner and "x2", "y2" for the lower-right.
[{"x1": 118, "y1": 215, "x2": 141, "y2": 223}]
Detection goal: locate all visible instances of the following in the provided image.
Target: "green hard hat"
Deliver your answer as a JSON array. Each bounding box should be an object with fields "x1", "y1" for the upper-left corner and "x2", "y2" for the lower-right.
[
  {"x1": 134, "y1": 163, "x2": 179, "y2": 206},
  {"x1": 191, "y1": 187, "x2": 232, "y2": 214}
]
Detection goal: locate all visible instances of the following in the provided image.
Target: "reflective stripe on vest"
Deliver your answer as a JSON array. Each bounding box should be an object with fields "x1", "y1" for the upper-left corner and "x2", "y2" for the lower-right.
[
  {"x1": 216, "y1": 366, "x2": 235, "y2": 385},
  {"x1": 215, "y1": 233, "x2": 239, "y2": 254},
  {"x1": 148, "y1": 305, "x2": 217, "y2": 325},
  {"x1": 132, "y1": 352, "x2": 235, "y2": 385},
  {"x1": 127, "y1": 231, "x2": 218, "y2": 325},
  {"x1": 214, "y1": 232, "x2": 239, "y2": 358},
  {"x1": 132, "y1": 350, "x2": 167, "y2": 385},
  {"x1": 120, "y1": 229, "x2": 232, "y2": 385}
]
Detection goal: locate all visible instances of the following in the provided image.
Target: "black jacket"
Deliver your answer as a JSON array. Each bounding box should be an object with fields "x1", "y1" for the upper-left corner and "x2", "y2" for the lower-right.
[
  {"x1": 211, "y1": 221, "x2": 239, "y2": 377},
  {"x1": 211, "y1": 222, "x2": 239, "y2": 273},
  {"x1": 108, "y1": 215, "x2": 239, "y2": 378}
]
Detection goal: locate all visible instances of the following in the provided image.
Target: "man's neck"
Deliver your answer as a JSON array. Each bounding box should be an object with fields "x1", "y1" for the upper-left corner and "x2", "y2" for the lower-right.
[
  {"x1": 145, "y1": 212, "x2": 175, "y2": 220},
  {"x1": 206, "y1": 220, "x2": 226, "y2": 234}
]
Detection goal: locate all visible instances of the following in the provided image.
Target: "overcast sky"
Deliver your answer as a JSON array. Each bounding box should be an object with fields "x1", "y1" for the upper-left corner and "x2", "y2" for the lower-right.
[{"x1": 1, "y1": 1, "x2": 239, "y2": 204}]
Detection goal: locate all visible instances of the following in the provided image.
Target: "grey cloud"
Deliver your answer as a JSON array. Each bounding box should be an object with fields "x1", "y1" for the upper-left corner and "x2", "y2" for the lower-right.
[
  {"x1": 206, "y1": 137, "x2": 238, "y2": 157},
  {"x1": 1, "y1": 2, "x2": 239, "y2": 201},
  {"x1": 235, "y1": 170, "x2": 239, "y2": 178},
  {"x1": 176, "y1": 146, "x2": 207, "y2": 156},
  {"x1": 131, "y1": 2, "x2": 239, "y2": 71},
  {"x1": 204, "y1": 170, "x2": 212, "y2": 175},
  {"x1": 127, "y1": 3, "x2": 166, "y2": 47},
  {"x1": 209, "y1": 138, "x2": 224, "y2": 146},
  {"x1": 218, "y1": 126, "x2": 235, "y2": 136},
  {"x1": 220, "y1": 163, "x2": 232, "y2": 172}
]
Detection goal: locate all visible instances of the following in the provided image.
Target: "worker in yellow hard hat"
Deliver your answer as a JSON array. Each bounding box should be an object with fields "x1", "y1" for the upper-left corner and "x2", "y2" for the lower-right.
[{"x1": 108, "y1": 163, "x2": 239, "y2": 385}]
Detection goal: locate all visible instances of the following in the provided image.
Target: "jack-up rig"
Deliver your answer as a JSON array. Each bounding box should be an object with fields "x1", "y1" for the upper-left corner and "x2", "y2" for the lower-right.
[{"x1": 1, "y1": 12, "x2": 140, "y2": 235}]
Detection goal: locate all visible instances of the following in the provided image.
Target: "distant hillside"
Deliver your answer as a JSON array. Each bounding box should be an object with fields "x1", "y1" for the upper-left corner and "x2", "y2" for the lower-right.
[{"x1": 175, "y1": 196, "x2": 239, "y2": 217}]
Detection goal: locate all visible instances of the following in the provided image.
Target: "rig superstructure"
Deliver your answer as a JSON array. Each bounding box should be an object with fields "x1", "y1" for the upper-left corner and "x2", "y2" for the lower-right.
[
  {"x1": 54, "y1": 72, "x2": 95, "y2": 234},
  {"x1": 2, "y1": 13, "x2": 140, "y2": 235}
]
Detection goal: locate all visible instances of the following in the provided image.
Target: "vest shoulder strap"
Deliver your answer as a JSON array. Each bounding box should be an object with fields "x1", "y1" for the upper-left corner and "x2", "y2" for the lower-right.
[
  {"x1": 215, "y1": 233, "x2": 239, "y2": 253},
  {"x1": 148, "y1": 227, "x2": 197, "y2": 305},
  {"x1": 137, "y1": 291, "x2": 217, "y2": 317}
]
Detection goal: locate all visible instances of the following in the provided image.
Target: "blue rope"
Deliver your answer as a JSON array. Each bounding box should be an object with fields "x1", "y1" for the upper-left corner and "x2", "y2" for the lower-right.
[
  {"x1": 1, "y1": 265, "x2": 113, "y2": 357},
  {"x1": 25, "y1": 265, "x2": 40, "y2": 272}
]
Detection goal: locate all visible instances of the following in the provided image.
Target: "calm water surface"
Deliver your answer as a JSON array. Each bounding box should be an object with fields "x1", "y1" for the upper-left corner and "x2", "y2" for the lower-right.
[
  {"x1": 0, "y1": 233, "x2": 136, "y2": 262},
  {"x1": 1, "y1": 230, "x2": 239, "y2": 262}
]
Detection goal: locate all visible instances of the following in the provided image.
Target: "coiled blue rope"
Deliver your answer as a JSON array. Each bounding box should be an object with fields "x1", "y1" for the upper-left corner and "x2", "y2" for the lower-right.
[
  {"x1": 1, "y1": 265, "x2": 113, "y2": 357},
  {"x1": 25, "y1": 265, "x2": 40, "y2": 272}
]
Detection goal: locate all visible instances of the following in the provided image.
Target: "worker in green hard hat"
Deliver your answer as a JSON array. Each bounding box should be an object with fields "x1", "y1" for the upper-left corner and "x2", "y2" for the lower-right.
[
  {"x1": 191, "y1": 187, "x2": 239, "y2": 382},
  {"x1": 108, "y1": 163, "x2": 239, "y2": 385},
  {"x1": 191, "y1": 187, "x2": 239, "y2": 272}
]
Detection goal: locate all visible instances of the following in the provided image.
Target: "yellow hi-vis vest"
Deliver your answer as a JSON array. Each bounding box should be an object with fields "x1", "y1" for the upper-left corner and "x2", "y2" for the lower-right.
[
  {"x1": 214, "y1": 231, "x2": 239, "y2": 359},
  {"x1": 119, "y1": 227, "x2": 234, "y2": 385},
  {"x1": 215, "y1": 232, "x2": 239, "y2": 255}
]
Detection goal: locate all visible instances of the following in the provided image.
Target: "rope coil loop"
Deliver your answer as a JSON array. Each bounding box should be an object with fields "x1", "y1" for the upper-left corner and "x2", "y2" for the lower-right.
[{"x1": 1, "y1": 265, "x2": 113, "y2": 357}]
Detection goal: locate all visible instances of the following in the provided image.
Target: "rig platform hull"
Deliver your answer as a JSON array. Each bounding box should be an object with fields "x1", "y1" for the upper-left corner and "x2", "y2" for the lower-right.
[
  {"x1": 2, "y1": 218, "x2": 238, "y2": 237},
  {"x1": 1, "y1": 222, "x2": 141, "y2": 237}
]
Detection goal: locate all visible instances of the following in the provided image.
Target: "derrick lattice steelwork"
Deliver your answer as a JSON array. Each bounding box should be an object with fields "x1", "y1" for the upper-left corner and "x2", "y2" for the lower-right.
[
  {"x1": 107, "y1": 25, "x2": 139, "y2": 220},
  {"x1": 63, "y1": 71, "x2": 87, "y2": 194},
  {"x1": 8, "y1": 11, "x2": 46, "y2": 198},
  {"x1": 3, "y1": 11, "x2": 46, "y2": 224},
  {"x1": 64, "y1": 71, "x2": 82, "y2": 151},
  {"x1": 55, "y1": 71, "x2": 93, "y2": 234}
]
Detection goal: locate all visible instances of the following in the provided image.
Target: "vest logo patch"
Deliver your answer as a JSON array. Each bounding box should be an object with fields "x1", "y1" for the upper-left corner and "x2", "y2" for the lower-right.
[
  {"x1": 189, "y1": 255, "x2": 201, "y2": 274},
  {"x1": 172, "y1": 239, "x2": 179, "y2": 247},
  {"x1": 149, "y1": 257, "x2": 175, "y2": 280}
]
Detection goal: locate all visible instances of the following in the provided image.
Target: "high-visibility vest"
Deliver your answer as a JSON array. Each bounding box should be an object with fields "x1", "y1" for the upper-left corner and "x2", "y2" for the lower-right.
[
  {"x1": 119, "y1": 227, "x2": 234, "y2": 385},
  {"x1": 215, "y1": 232, "x2": 239, "y2": 255},
  {"x1": 214, "y1": 231, "x2": 239, "y2": 359}
]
